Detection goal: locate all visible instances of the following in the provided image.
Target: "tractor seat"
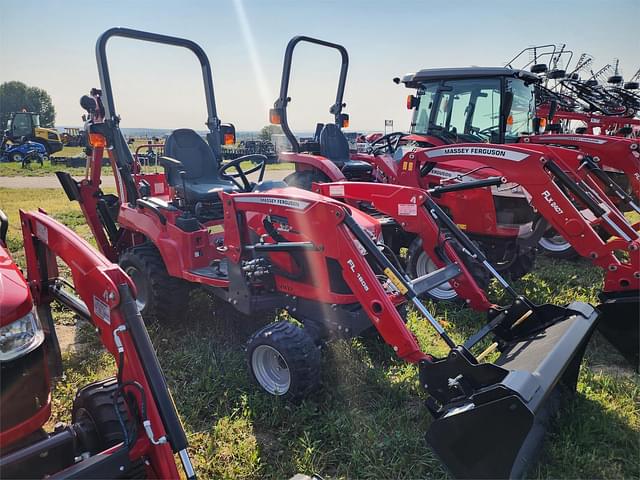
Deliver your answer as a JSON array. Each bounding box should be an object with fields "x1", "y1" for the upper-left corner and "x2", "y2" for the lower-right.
[
  {"x1": 163, "y1": 128, "x2": 239, "y2": 203},
  {"x1": 319, "y1": 123, "x2": 372, "y2": 177}
]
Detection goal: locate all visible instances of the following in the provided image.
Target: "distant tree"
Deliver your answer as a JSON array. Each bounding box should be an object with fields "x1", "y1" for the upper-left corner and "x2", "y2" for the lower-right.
[
  {"x1": 0, "y1": 81, "x2": 56, "y2": 128},
  {"x1": 258, "y1": 124, "x2": 283, "y2": 142}
]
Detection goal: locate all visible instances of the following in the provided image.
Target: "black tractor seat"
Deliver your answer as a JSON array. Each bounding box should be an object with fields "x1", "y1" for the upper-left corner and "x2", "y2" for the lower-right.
[
  {"x1": 162, "y1": 128, "x2": 239, "y2": 203},
  {"x1": 319, "y1": 123, "x2": 373, "y2": 178}
]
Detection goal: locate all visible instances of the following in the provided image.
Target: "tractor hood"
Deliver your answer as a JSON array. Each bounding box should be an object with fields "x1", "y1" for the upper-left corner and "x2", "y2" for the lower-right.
[{"x1": 0, "y1": 244, "x2": 33, "y2": 326}]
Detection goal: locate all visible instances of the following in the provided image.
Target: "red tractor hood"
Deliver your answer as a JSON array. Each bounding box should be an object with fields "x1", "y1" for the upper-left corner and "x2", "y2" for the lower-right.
[{"x1": 0, "y1": 244, "x2": 33, "y2": 326}]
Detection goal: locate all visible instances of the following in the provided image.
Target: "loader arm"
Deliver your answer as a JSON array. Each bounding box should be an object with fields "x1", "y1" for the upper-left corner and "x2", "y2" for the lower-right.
[
  {"x1": 412, "y1": 144, "x2": 640, "y2": 295},
  {"x1": 312, "y1": 181, "x2": 493, "y2": 311},
  {"x1": 219, "y1": 190, "x2": 430, "y2": 363},
  {"x1": 19, "y1": 210, "x2": 194, "y2": 479},
  {"x1": 522, "y1": 134, "x2": 640, "y2": 201}
]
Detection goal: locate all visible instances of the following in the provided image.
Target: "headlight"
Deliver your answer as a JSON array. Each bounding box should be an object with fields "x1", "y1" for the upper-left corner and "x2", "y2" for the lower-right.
[{"x1": 0, "y1": 311, "x2": 45, "y2": 362}]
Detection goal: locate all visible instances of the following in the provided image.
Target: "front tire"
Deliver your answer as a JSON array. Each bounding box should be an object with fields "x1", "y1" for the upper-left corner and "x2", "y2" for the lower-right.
[
  {"x1": 246, "y1": 321, "x2": 321, "y2": 400},
  {"x1": 119, "y1": 243, "x2": 191, "y2": 322}
]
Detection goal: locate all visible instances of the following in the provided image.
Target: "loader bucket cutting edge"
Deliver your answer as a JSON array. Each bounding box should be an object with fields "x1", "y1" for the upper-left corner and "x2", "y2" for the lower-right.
[
  {"x1": 597, "y1": 291, "x2": 640, "y2": 369},
  {"x1": 426, "y1": 302, "x2": 599, "y2": 479}
]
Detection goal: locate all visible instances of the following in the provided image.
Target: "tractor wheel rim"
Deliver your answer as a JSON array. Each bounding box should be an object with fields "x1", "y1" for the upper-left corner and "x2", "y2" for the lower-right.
[
  {"x1": 415, "y1": 251, "x2": 458, "y2": 300},
  {"x1": 251, "y1": 345, "x2": 290, "y2": 395},
  {"x1": 125, "y1": 266, "x2": 148, "y2": 311},
  {"x1": 14, "y1": 154, "x2": 23, "y2": 162},
  {"x1": 538, "y1": 232, "x2": 572, "y2": 252}
]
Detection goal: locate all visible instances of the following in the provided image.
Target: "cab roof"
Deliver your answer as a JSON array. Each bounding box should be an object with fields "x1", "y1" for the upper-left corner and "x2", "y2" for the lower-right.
[{"x1": 399, "y1": 67, "x2": 540, "y2": 88}]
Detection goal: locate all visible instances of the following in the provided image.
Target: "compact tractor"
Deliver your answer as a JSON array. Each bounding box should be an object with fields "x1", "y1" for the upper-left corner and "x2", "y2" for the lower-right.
[
  {"x1": 0, "y1": 209, "x2": 196, "y2": 479},
  {"x1": 53, "y1": 28, "x2": 605, "y2": 478},
  {"x1": 268, "y1": 36, "x2": 638, "y2": 367}
]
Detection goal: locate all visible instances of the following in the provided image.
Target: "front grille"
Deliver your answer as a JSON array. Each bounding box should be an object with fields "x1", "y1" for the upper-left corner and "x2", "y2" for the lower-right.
[{"x1": 0, "y1": 346, "x2": 50, "y2": 433}]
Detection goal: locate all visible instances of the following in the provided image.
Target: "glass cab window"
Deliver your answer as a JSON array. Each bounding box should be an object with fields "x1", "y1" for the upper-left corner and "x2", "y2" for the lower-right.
[
  {"x1": 11, "y1": 114, "x2": 33, "y2": 137},
  {"x1": 505, "y1": 78, "x2": 535, "y2": 142},
  {"x1": 410, "y1": 76, "x2": 535, "y2": 143}
]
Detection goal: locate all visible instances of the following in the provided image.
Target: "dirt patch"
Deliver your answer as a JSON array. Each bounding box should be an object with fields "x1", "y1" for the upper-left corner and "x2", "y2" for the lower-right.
[{"x1": 55, "y1": 324, "x2": 85, "y2": 353}]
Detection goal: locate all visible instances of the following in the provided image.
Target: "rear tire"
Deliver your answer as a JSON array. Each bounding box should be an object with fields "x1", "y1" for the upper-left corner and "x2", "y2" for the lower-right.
[
  {"x1": 538, "y1": 228, "x2": 578, "y2": 260},
  {"x1": 71, "y1": 377, "x2": 128, "y2": 454},
  {"x1": 406, "y1": 237, "x2": 490, "y2": 303},
  {"x1": 119, "y1": 243, "x2": 191, "y2": 322},
  {"x1": 246, "y1": 321, "x2": 321, "y2": 400},
  {"x1": 406, "y1": 238, "x2": 461, "y2": 302}
]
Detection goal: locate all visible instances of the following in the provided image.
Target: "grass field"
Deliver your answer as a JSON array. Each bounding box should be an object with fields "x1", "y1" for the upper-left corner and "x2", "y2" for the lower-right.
[{"x1": 0, "y1": 187, "x2": 638, "y2": 479}]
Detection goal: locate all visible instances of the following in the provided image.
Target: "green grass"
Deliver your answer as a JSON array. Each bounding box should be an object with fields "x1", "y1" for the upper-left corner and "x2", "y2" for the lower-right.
[{"x1": 1, "y1": 188, "x2": 638, "y2": 479}]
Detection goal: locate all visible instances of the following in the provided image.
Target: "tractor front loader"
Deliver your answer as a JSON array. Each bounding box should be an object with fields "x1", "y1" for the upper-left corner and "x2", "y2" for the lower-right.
[
  {"x1": 203, "y1": 183, "x2": 599, "y2": 480},
  {"x1": 407, "y1": 143, "x2": 640, "y2": 367},
  {"x1": 0, "y1": 209, "x2": 195, "y2": 479}
]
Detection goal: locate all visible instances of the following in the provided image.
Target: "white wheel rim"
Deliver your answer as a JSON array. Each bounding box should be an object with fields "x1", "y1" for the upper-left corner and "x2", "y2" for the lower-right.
[
  {"x1": 415, "y1": 251, "x2": 459, "y2": 301},
  {"x1": 251, "y1": 345, "x2": 290, "y2": 395},
  {"x1": 538, "y1": 232, "x2": 572, "y2": 253}
]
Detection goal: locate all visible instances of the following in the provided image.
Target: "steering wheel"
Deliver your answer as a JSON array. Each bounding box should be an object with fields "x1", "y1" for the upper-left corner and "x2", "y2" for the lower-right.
[
  {"x1": 368, "y1": 131, "x2": 409, "y2": 156},
  {"x1": 472, "y1": 125, "x2": 501, "y2": 140},
  {"x1": 218, "y1": 154, "x2": 267, "y2": 192}
]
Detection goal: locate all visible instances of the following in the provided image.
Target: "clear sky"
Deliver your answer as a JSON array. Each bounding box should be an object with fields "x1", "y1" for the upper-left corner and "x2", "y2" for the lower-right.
[{"x1": 1, "y1": 0, "x2": 637, "y2": 132}]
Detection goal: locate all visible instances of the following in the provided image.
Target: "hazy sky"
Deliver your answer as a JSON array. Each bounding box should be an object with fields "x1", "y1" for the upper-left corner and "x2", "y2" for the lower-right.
[{"x1": 1, "y1": 0, "x2": 637, "y2": 132}]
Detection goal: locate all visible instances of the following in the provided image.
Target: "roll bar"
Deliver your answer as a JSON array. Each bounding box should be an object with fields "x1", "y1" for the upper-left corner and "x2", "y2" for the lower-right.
[
  {"x1": 96, "y1": 27, "x2": 222, "y2": 150},
  {"x1": 272, "y1": 36, "x2": 349, "y2": 152}
]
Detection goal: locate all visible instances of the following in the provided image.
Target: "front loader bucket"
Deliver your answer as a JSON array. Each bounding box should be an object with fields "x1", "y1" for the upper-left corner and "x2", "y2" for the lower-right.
[
  {"x1": 425, "y1": 302, "x2": 598, "y2": 479},
  {"x1": 597, "y1": 291, "x2": 639, "y2": 369}
]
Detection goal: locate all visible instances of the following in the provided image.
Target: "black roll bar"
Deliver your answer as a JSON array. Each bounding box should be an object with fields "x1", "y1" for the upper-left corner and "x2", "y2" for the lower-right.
[
  {"x1": 273, "y1": 36, "x2": 349, "y2": 152},
  {"x1": 96, "y1": 27, "x2": 222, "y2": 153}
]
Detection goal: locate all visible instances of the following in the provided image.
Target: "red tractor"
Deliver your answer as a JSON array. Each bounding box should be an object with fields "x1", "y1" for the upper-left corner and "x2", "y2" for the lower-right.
[
  {"x1": 55, "y1": 28, "x2": 604, "y2": 478},
  {"x1": 0, "y1": 209, "x2": 196, "y2": 479},
  {"x1": 268, "y1": 36, "x2": 638, "y2": 367},
  {"x1": 397, "y1": 66, "x2": 640, "y2": 258}
]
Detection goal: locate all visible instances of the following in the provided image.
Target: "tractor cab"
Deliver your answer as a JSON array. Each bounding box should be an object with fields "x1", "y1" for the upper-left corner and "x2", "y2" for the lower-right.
[
  {"x1": 401, "y1": 67, "x2": 540, "y2": 145},
  {"x1": 4, "y1": 111, "x2": 63, "y2": 154}
]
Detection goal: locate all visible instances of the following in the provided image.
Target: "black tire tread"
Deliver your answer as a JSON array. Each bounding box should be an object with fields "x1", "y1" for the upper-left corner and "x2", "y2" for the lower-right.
[
  {"x1": 71, "y1": 377, "x2": 128, "y2": 453},
  {"x1": 119, "y1": 243, "x2": 190, "y2": 322},
  {"x1": 246, "y1": 321, "x2": 321, "y2": 400}
]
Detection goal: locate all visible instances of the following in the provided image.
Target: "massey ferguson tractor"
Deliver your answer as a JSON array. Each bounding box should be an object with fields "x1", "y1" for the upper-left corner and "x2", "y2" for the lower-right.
[
  {"x1": 0, "y1": 209, "x2": 196, "y2": 479},
  {"x1": 52, "y1": 28, "x2": 606, "y2": 478},
  {"x1": 396, "y1": 65, "x2": 640, "y2": 258},
  {"x1": 268, "y1": 36, "x2": 638, "y2": 368}
]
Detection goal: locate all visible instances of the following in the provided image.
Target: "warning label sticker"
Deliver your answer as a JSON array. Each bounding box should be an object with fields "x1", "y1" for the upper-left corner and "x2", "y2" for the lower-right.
[
  {"x1": 329, "y1": 184, "x2": 345, "y2": 197},
  {"x1": 93, "y1": 296, "x2": 111, "y2": 325},
  {"x1": 398, "y1": 203, "x2": 418, "y2": 216}
]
